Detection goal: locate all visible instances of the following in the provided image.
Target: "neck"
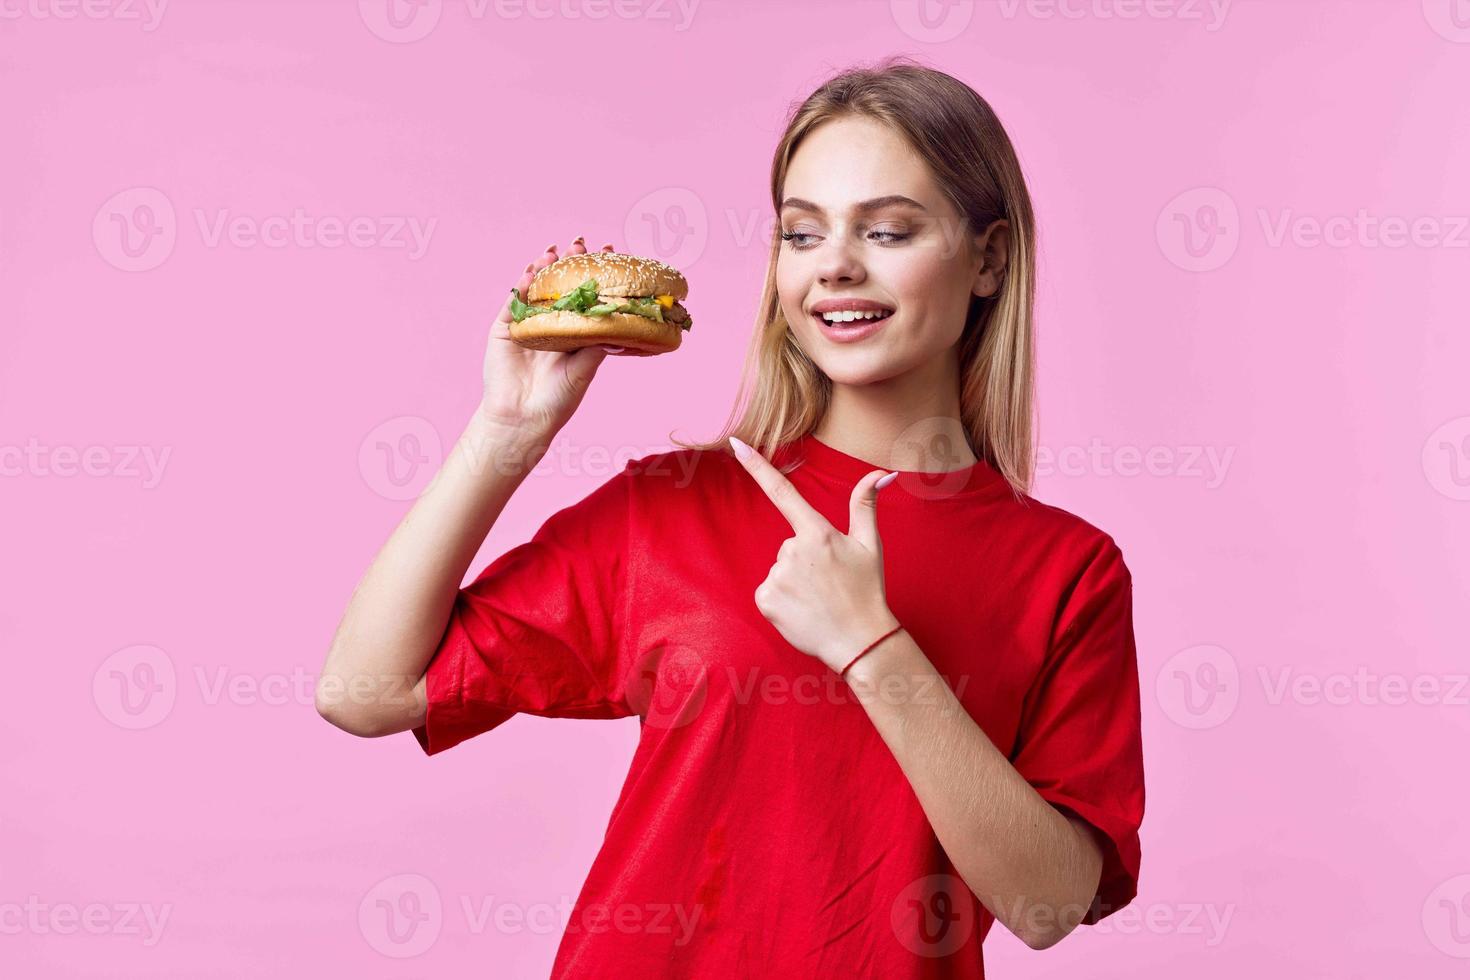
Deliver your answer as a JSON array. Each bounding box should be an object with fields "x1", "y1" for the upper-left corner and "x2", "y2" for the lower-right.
[{"x1": 811, "y1": 349, "x2": 978, "y2": 473}]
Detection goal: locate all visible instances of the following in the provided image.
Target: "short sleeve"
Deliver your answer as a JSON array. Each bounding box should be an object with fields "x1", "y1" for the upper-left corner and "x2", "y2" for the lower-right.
[
  {"x1": 411, "y1": 461, "x2": 639, "y2": 756},
  {"x1": 1010, "y1": 536, "x2": 1145, "y2": 925}
]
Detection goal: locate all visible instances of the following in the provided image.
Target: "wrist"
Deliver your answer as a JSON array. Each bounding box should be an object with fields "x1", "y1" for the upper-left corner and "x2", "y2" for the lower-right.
[
  {"x1": 470, "y1": 408, "x2": 556, "y2": 449},
  {"x1": 458, "y1": 411, "x2": 556, "y2": 481},
  {"x1": 836, "y1": 611, "x2": 904, "y2": 682}
]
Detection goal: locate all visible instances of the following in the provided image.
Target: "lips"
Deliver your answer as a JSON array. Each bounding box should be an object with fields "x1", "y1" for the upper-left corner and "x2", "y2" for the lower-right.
[{"x1": 812, "y1": 308, "x2": 894, "y2": 343}]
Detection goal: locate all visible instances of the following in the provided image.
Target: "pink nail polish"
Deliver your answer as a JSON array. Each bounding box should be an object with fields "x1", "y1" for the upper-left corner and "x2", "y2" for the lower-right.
[
  {"x1": 876, "y1": 471, "x2": 899, "y2": 490},
  {"x1": 729, "y1": 436, "x2": 753, "y2": 460}
]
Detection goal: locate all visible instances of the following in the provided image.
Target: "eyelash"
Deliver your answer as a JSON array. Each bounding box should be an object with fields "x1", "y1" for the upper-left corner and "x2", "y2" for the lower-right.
[{"x1": 779, "y1": 229, "x2": 911, "y2": 251}]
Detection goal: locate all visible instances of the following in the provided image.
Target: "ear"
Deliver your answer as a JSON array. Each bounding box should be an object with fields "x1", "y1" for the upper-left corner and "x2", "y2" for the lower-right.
[{"x1": 970, "y1": 217, "x2": 1010, "y2": 298}]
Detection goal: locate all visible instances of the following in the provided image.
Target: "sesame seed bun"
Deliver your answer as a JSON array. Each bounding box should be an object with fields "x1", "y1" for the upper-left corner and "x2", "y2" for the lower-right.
[
  {"x1": 508, "y1": 309, "x2": 682, "y2": 355},
  {"x1": 527, "y1": 251, "x2": 688, "y2": 303},
  {"x1": 512, "y1": 251, "x2": 689, "y2": 355}
]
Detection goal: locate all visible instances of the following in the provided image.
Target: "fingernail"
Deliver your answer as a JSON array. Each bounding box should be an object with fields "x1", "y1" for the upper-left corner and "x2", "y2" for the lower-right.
[
  {"x1": 545, "y1": 243, "x2": 557, "y2": 253},
  {"x1": 523, "y1": 262, "x2": 534, "y2": 272},
  {"x1": 572, "y1": 235, "x2": 585, "y2": 245},
  {"x1": 875, "y1": 471, "x2": 899, "y2": 489},
  {"x1": 728, "y1": 436, "x2": 753, "y2": 461},
  {"x1": 601, "y1": 345, "x2": 625, "y2": 353}
]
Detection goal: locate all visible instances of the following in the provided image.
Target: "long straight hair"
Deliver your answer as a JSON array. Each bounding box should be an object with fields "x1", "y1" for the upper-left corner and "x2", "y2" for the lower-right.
[{"x1": 671, "y1": 56, "x2": 1038, "y2": 496}]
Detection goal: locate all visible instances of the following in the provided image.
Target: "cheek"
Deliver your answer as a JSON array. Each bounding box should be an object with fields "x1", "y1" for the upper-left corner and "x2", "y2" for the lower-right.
[
  {"x1": 775, "y1": 256, "x2": 809, "y2": 327},
  {"x1": 894, "y1": 250, "x2": 974, "y2": 329},
  {"x1": 884, "y1": 246, "x2": 951, "y2": 299}
]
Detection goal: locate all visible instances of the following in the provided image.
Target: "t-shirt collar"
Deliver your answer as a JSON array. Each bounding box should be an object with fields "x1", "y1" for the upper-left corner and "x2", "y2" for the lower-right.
[{"x1": 772, "y1": 431, "x2": 1012, "y2": 501}]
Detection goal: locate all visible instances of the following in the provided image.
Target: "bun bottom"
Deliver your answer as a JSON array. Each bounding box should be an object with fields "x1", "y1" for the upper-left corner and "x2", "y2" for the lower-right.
[{"x1": 508, "y1": 310, "x2": 682, "y2": 356}]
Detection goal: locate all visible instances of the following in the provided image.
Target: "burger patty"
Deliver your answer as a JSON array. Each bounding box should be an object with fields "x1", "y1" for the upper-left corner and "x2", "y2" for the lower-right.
[
  {"x1": 590, "y1": 294, "x2": 690, "y2": 325},
  {"x1": 529, "y1": 294, "x2": 690, "y2": 326}
]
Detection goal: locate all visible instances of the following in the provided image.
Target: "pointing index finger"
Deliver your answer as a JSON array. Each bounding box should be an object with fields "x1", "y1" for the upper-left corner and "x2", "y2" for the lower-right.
[{"x1": 729, "y1": 436, "x2": 831, "y2": 536}]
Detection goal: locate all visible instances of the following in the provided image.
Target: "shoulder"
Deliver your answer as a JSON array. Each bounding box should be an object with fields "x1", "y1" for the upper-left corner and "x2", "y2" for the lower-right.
[
  {"x1": 1004, "y1": 490, "x2": 1131, "y2": 582},
  {"x1": 620, "y1": 445, "x2": 741, "y2": 498}
]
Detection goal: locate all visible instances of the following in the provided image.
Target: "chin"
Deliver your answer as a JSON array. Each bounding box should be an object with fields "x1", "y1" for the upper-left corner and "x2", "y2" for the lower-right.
[{"x1": 807, "y1": 349, "x2": 909, "y2": 387}]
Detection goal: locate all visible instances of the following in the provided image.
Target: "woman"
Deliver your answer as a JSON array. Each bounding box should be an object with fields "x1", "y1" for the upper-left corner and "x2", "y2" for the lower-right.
[{"x1": 318, "y1": 56, "x2": 1144, "y2": 978}]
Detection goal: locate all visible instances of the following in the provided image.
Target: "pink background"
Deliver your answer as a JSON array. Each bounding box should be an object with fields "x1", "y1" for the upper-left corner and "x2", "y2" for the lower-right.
[{"x1": 4, "y1": 1, "x2": 1469, "y2": 976}]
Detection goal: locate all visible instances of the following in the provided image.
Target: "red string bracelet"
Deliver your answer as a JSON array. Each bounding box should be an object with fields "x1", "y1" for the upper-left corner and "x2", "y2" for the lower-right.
[{"x1": 838, "y1": 624, "x2": 905, "y2": 680}]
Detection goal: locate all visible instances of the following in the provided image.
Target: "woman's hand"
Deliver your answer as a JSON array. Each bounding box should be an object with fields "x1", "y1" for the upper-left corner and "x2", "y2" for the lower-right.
[
  {"x1": 729, "y1": 436, "x2": 903, "y2": 674},
  {"x1": 478, "y1": 236, "x2": 629, "y2": 438}
]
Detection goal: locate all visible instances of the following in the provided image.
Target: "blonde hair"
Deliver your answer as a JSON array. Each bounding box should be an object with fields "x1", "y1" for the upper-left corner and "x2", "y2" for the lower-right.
[{"x1": 670, "y1": 55, "x2": 1038, "y2": 496}]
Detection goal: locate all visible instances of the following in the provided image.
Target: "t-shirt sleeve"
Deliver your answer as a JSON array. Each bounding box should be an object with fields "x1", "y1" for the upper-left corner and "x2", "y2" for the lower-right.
[
  {"x1": 1010, "y1": 535, "x2": 1145, "y2": 925},
  {"x1": 411, "y1": 460, "x2": 639, "y2": 756}
]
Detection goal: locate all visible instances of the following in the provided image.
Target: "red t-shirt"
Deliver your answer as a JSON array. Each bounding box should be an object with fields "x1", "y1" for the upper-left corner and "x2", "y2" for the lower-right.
[{"x1": 412, "y1": 432, "x2": 1145, "y2": 978}]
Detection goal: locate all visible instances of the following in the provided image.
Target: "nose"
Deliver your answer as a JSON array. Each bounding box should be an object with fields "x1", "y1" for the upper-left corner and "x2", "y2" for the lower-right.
[{"x1": 816, "y1": 232, "x2": 866, "y2": 286}]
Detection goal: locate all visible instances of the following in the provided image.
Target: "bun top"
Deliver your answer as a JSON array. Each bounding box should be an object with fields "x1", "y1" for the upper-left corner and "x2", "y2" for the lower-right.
[{"x1": 527, "y1": 251, "x2": 688, "y2": 303}]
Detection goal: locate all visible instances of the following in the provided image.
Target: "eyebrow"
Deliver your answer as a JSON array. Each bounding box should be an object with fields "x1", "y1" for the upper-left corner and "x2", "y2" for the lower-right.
[{"x1": 778, "y1": 195, "x2": 928, "y2": 216}]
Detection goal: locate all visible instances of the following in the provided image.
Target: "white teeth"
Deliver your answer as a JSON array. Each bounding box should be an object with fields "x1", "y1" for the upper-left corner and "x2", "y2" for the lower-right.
[{"x1": 820, "y1": 309, "x2": 892, "y2": 323}]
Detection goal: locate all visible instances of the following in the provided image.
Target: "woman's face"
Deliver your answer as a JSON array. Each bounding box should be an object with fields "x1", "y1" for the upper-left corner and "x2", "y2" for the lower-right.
[{"x1": 776, "y1": 115, "x2": 1006, "y2": 387}]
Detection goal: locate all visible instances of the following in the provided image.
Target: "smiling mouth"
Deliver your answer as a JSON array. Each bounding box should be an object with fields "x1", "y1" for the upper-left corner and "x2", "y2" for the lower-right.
[
  {"x1": 814, "y1": 309, "x2": 895, "y2": 325},
  {"x1": 811, "y1": 309, "x2": 896, "y2": 343}
]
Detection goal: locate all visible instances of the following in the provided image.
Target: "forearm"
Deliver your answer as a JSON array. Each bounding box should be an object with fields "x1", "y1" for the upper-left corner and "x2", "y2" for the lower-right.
[
  {"x1": 844, "y1": 629, "x2": 1101, "y2": 949},
  {"x1": 315, "y1": 410, "x2": 554, "y2": 735}
]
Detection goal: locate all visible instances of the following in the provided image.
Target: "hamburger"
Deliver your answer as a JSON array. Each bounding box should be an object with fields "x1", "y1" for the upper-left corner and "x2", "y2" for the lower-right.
[{"x1": 508, "y1": 251, "x2": 693, "y2": 356}]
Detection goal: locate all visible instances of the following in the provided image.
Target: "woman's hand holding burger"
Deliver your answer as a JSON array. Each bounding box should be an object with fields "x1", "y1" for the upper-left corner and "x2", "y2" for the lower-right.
[{"x1": 479, "y1": 236, "x2": 626, "y2": 440}]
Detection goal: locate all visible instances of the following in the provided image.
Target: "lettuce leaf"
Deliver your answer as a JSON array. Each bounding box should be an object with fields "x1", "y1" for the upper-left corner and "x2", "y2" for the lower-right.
[
  {"x1": 550, "y1": 279, "x2": 600, "y2": 312},
  {"x1": 509, "y1": 276, "x2": 690, "y2": 330},
  {"x1": 509, "y1": 292, "x2": 555, "y2": 321}
]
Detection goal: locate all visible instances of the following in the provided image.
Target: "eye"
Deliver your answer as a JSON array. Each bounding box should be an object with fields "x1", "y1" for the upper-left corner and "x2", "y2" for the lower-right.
[
  {"x1": 780, "y1": 230, "x2": 819, "y2": 251},
  {"x1": 780, "y1": 226, "x2": 911, "y2": 250}
]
